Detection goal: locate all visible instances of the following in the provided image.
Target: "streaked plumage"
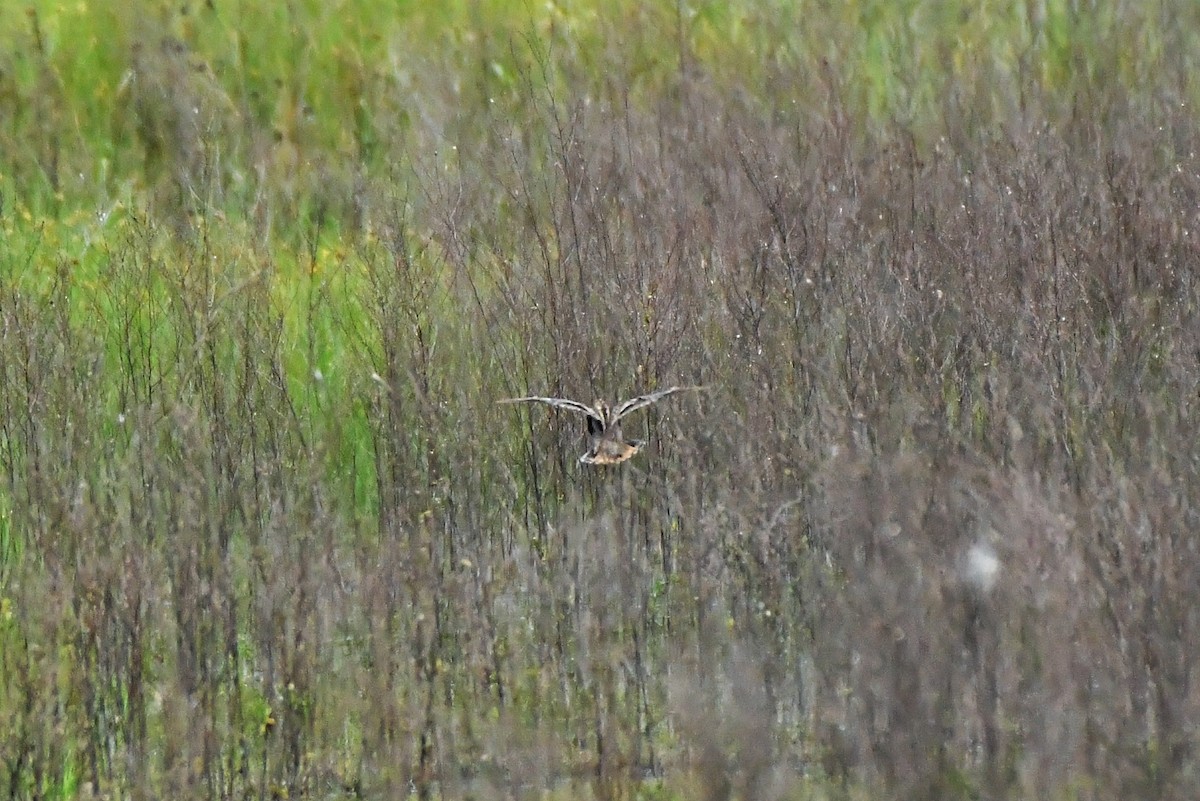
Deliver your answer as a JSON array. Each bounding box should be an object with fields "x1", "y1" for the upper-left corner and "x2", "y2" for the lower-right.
[{"x1": 498, "y1": 386, "x2": 701, "y2": 465}]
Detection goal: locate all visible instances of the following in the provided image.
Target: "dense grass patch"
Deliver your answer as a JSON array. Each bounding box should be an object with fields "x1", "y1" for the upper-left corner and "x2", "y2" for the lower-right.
[{"x1": 2, "y1": 1, "x2": 1200, "y2": 799}]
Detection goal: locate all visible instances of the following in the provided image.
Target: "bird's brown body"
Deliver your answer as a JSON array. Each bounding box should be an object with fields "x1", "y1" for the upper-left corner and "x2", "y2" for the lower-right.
[{"x1": 499, "y1": 386, "x2": 701, "y2": 465}]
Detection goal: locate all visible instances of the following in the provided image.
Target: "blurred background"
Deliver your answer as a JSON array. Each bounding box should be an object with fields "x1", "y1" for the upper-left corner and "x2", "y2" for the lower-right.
[{"x1": 1, "y1": 1, "x2": 1198, "y2": 798}]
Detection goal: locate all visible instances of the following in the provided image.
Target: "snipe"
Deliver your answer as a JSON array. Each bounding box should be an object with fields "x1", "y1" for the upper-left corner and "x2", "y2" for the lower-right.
[{"x1": 498, "y1": 386, "x2": 701, "y2": 465}]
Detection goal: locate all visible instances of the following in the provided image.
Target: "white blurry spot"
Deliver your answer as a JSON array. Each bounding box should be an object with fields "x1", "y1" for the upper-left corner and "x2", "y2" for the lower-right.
[
  {"x1": 964, "y1": 543, "x2": 1000, "y2": 593},
  {"x1": 313, "y1": 368, "x2": 324, "y2": 382},
  {"x1": 117, "y1": 413, "x2": 127, "y2": 425}
]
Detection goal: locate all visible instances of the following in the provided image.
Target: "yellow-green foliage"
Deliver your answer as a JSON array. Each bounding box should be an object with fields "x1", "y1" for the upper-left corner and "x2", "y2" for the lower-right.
[{"x1": 1, "y1": 1, "x2": 1197, "y2": 214}]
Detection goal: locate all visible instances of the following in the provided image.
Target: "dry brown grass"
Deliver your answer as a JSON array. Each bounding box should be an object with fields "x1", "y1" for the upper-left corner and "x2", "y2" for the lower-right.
[{"x1": 2, "y1": 6, "x2": 1200, "y2": 800}]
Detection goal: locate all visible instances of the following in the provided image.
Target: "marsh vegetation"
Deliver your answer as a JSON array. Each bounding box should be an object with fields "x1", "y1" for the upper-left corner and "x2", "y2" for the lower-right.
[{"x1": 1, "y1": 2, "x2": 1199, "y2": 798}]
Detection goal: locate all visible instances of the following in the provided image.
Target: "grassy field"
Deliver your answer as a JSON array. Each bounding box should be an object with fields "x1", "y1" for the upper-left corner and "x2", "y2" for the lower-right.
[{"x1": 2, "y1": 1, "x2": 1200, "y2": 799}]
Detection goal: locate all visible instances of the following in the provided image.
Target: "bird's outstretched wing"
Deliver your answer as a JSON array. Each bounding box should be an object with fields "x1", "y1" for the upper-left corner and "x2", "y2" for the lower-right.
[
  {"x1": 497, "y1": 396, "x2": 602, "y2": 423},
  {"x1": 612, "y1": 386, "x2": 703, "y2": 421}
]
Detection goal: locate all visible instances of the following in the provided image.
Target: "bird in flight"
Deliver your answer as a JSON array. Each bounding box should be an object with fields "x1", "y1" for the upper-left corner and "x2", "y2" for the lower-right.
[{"x1": 498, "y1": 386, "x2": 702, "y2": 465}]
